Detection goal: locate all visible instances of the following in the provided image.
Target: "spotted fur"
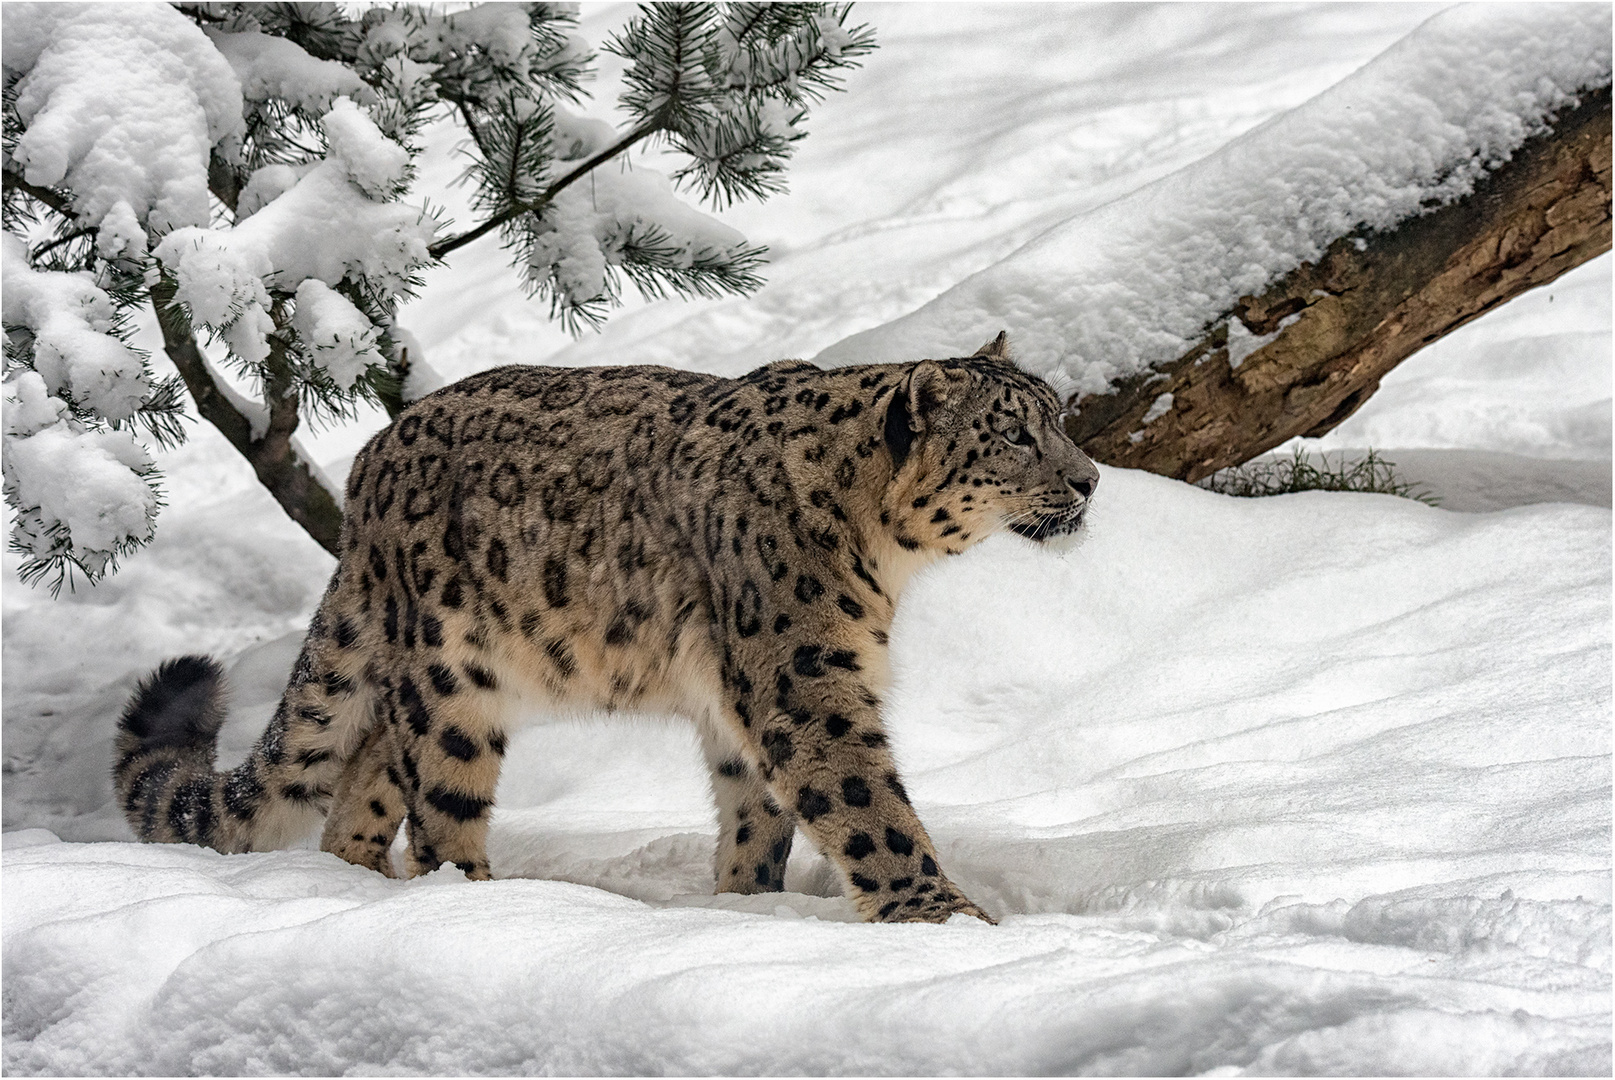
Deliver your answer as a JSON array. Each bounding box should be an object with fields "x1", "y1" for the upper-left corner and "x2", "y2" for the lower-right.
[{"x1": 113, "y1": 332, "x2": 1099, "y2": 922}]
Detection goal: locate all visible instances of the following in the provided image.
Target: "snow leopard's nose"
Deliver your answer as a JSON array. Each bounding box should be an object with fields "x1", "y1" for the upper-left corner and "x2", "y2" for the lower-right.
[{"x1": 1068, "y1": 475, "x2": 1096, "y2": 498}]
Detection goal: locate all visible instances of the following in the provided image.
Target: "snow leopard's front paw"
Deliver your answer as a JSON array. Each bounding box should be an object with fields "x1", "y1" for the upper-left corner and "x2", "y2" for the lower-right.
[{"x1": 876, "y1": 882, "x2": 997, "y2": 925}]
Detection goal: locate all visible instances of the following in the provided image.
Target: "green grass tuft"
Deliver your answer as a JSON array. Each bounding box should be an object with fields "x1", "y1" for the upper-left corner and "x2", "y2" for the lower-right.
[{"x1": 1201, "y1": 447, "x2": 1439, "y2": 505}]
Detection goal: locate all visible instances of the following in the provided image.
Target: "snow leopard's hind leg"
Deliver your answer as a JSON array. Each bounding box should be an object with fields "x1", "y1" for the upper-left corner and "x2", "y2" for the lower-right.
[
  {"x1": 320, "y1": 717, "x2": 407, "y2": 875},
  {"x1": 701, "y1": 726, "x2": 797, "y2": 894},
  {"x1": 114, "y1": 582, "x2": 379, "y2": 854},
  {"x1": 355, "y1": 656, "x2": 513, "y2": 881}
]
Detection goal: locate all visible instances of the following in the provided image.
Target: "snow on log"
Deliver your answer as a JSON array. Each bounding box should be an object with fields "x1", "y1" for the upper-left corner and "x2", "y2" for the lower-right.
[
  {"x1": 1076, "y1": 83, "x2": 1612, "y2": 480},
  {"x1": 812, "y1": 4, "x2": 1611, "y2": 480}
]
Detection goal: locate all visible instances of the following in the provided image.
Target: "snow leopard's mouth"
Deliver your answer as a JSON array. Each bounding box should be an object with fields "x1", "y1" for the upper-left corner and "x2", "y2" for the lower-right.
[{"x1": 1007, "y1": 501, "x2": 1087, "y2": 541}]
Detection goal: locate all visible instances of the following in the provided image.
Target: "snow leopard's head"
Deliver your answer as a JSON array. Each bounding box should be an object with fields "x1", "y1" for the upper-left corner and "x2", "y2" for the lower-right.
[{"x1": 881, "y1": 332, "x2": 1099, "y2": 555}]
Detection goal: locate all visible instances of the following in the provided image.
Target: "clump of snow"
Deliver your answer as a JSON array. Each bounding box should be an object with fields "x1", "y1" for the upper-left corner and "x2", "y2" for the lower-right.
[
  {"x1": 813, "y1": 4, "x2": 1612, "y2": 394},
  {"x1": 1141, "y1": 391, "x2": 1174, "y2": 424},
  {"x1": 1, "y1": 370, "x2": 68, "y2": 439},
  {"x1": 426, "y1": 4, "x2": 534, "y2": 70},
  {"x1": 529, "y1": 167, "x2": 752, "y2": 305},
  {"x1": 1, "y1": 420, "x2": 156, "y2": 562},
  {"x1": 292, "y1": 280, "x2": 385, "y2": 390},
  {"x1": 233, "y1": 163, "x2": 312, "y2": 221},
  {"x1": 1, "y1": 234, "x2": 148, "y2": 422},
  {"x1": 202, "y1": 27, "x2": 367, "y2": 114},
  {"x1": 1225, "y1": 311, "x2": 1300, "y2": 368},
  {"x1": 321, "y1": 96, "x2": 410, "y2": 198},
  {"x1": 550, "y1": 107, "x2": 618, "y2": 162},
  {"x1": 153, "y1": 98, "x2": 433, "y2": 369},
  {"x1": 92, "y1": 200, "x2": 145, "y2": 260},
  {"x1": 2, "y1": 3, "x2": 243, "y2": 234}
]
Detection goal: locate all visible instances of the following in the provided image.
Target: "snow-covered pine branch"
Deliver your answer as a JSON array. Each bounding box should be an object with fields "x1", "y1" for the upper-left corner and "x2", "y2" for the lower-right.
[{"x1": 2, "y1": 2, "x2": 875, "y2": 583}]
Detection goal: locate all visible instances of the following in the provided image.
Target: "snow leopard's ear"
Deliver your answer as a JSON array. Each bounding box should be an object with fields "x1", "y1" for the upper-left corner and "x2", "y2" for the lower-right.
[
  {"x1": 886, "y1": 360, "x2": 965, "y2": 467},
  {"x1": 972, "y1": 330, "x2": 1011, "y2": 360}
]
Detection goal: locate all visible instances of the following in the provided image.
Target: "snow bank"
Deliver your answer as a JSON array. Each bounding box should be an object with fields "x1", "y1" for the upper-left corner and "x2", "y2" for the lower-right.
[
  {"x1": 3, "y1": 468, "x2": 1607, "y2": 1074},
  {"x1": 2, "y1": 3, "x2": 242, "y2": 235},
  {"x1": 813, "y1": 4, "x2": 1612, "y2": 394}
]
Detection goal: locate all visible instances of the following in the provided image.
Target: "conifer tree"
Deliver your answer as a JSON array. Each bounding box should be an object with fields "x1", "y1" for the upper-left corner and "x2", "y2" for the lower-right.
[{"x1": 2, "y1": 1, "x2": 875, "y2": 589}]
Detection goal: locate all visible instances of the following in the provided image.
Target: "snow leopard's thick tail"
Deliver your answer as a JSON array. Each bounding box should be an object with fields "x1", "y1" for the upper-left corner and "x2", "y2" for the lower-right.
[{"x1": 114, "y1": 611, "x2": 379, "y2": 853}]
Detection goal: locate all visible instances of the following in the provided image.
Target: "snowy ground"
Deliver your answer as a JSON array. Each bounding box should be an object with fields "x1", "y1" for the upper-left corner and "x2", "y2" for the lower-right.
[{"x1": 4, "y1": 4, "x2": 1610, "y2": 1075}]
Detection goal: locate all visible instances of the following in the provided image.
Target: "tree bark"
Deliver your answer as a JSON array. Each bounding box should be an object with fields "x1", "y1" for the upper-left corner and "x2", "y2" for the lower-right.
[
  {"x1": 150, "y1": 278, "x2": 345, "y2": 556},
  {"x1": 1066, "y1": 86, "x2": 1613, "y2": 483}
]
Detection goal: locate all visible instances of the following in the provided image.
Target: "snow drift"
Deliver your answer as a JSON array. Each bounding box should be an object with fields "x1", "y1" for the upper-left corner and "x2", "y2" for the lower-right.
[{"x1": 4, "y1": 467, "x2": 1609, "y2": 1075}]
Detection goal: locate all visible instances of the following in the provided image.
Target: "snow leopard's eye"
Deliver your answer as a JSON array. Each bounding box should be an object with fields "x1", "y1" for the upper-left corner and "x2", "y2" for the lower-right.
[{"x1": 1001, "y1": 421, "x2": 1035, "y2": 447}]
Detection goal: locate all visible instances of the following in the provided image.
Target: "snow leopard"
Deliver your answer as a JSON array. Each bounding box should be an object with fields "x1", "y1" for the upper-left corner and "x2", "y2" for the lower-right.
[{"x1": 113, "y1": 332, "x2": 1100, "y2": 923}]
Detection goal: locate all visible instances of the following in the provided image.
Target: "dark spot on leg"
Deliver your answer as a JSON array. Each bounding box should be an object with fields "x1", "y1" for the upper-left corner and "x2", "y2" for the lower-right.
[
  {"x1": 438, "y1": 725, "x2": 479, "y2": 761},
  {"x1": 885, "y1": 827, "x2": 914, "y2": 856},
  {"x1": 427, "y1": 662, "x2": 459, "y2": 696},
  {"x1": 543, "y1": 556, "x2": 569, "y2": 607},
  {"x1": 841, "y1": 776, "x2": 871, "y2": 808},
  {"x1": 399, "y1": 676, "x2": 431, "y2": 736},
  {"x1": 425, "y1": 786, "x2": 490, "y2": 821},
  {"x1": 844, "y1": 832, "x2": 876, "y2": 859},
  {"x1": 762, "y1": 729, "x2": 794, "y2": 768},
  {"x1": 796, "y1": 785, "x2": 832, "y2": 822}
]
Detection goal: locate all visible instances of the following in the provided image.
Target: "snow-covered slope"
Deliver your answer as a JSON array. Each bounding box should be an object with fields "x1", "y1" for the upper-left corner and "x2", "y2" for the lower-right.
[
  {"x1": 3, "y1": 4, "x2": 1609, "y2": 1076},
  {"x1": 6, "y1": 467, "x2": 1609, "y2": 1075}
]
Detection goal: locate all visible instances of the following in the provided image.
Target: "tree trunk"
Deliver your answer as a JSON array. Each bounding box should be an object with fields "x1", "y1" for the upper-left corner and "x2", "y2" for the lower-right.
[
  {"x1": 1066, "y1": 87, "x2": 1613, "y2": 483},
  {"x1": 150, "y1": 278, "x2": 345, "y2": 556}
]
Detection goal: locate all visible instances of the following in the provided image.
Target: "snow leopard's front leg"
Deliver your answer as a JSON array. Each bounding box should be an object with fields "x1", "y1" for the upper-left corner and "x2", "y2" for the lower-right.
[
  {"x1": 700, "y1": 727, "x2": 796, "y2": 893},
  {"x1": 725, "y1": 619, "x2": 994, "y2": 924}
]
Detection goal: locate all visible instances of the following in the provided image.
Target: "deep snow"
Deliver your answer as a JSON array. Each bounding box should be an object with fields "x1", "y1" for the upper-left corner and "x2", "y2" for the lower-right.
[{"x1": 3, "y1": 4, "x2": 1610, "y2": 1075}]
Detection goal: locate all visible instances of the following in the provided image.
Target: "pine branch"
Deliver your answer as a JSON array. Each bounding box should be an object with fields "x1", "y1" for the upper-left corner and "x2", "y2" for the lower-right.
[
  {"x1": 28, "y1": 227, "x2": 96, "y2": 261},
  {"x1": 3, "y1": 171, "x2": 75, "y2": 220},
  {"x1": 428, "y1": 118, "x2": 662, "y2": 259}
]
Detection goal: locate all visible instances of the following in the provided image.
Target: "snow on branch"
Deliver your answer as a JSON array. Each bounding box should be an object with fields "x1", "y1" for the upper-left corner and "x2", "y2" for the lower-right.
[
  {"x1": 522, "y1": 166, "x2": 766, "y2": 332},
  {"x1": 3, "y1": 3, "x2": 242, "y2": 237},
  {"x1": 2, "y1": 236, "x2": 160, "y2": 590},
  {"x1": 153, "y1": 97, "x2": 434, "y2": 389}
]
